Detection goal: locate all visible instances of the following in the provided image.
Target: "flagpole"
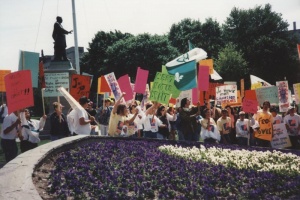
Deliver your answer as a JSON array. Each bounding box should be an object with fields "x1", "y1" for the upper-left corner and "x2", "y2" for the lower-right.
[
  {"x1": 41, "y1": 88, "x2": 45, "y2": 115},
  {"x1": 71, "y1": 0, "x2": 80, "y2": 74}
]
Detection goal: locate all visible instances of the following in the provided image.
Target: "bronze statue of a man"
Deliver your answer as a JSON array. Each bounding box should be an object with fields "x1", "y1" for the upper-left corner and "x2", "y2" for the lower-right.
[{"x1": 52, "y1": 16, "x2": 73, "y2": 61}]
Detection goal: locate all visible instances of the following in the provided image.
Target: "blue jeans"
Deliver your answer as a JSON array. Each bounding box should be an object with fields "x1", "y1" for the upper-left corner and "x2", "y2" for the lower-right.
[
  {"x1": 1, "y1": 139, "x2": 18, "y2": 162},
  {"x1": 144, "y1": 131, "x2": 157, "y2": 139},
  {"x1": 177, "y1": 130, "x2": 184, "y2": 141},
  {"x1": 237, "y1": 137, "x2": 248, "y2": 146}
]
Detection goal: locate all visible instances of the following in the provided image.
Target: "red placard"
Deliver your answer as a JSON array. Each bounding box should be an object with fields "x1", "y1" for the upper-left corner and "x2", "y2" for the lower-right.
[{"x1": 5, "y1": 70, "x2": 34, "y2": 114}]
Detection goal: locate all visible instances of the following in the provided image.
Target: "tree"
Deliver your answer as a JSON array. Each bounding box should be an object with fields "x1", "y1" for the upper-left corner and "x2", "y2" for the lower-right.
[
  {"x1": 80, "y1": 30, "x2": 133, "y2": 100},
  {"x1": 80, "y1": 30, "x2": 133, "y2": 75},
  {"x1": 105, "y1": 33, "x2": 179, "y2": 82},
  {"x1": 168, "y1": 18, "x2": 223, "y2": 58},
  {"x1": 215, "y1": 43, "x2": 248, "y2": 82},
  {"x1": 222, "y1": 4, "x2": 299, "y2": 85}
]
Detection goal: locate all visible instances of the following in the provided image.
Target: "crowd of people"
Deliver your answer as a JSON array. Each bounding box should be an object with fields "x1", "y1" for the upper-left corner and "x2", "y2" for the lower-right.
[{"x1": 1, "y1": 94, "x2": 300, "y2": 163}]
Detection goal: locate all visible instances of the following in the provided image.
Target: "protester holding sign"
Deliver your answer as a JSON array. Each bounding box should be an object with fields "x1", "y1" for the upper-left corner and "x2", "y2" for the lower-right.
[
  {"x1": 108, "y1": 93, "x2": 139, "y2": 137},
  {"x1": 143, "y1": 102, "x2": 166, "y2": 139},
  {"x1": 252, "y1": 101, "x2": 274, "y2": 147},
  {"x1": 0, "y1": 111, "x2": 21, "y2": 162},
  {"x1": 283, "y1": 106, "x2": 300, "y2": 149},
  {"x1": 19, "y1": 109, "x2": 46, "y2": 152},
  {"x1": 179, "y1": 98, "x2": 201, "y2": 141},
  {"x1": 73, "y1": 96, "x2": 95, "y2": 135}
]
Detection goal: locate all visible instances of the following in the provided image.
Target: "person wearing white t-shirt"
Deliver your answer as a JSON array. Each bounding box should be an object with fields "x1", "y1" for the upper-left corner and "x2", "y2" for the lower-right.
[
  {"x1": 73, "y1": 96, "x2": 95, "y2": 135},
  {"x1": 236, "y1": 111, "x2": 252, "y2": 146},
  {"x1": 1, "y1": 111, "x2": 21, "y2": 162},
  {"x1": 143, "y1": 102, "x2": 166, "y2": 139},
  {"x1": 270, "y1": 106, "x2": 282, "y2": 125},
  {"x1": 283, "y1": 106, "x2": 300, "y2": 149},
  {"x1": 19, "y1": 109, "x2": 47, "y2": 152}
]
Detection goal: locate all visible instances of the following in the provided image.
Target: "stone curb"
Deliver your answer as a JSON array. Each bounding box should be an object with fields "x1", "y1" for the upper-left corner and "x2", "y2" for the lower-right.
[{"x1": 0, "y1": 135, "x2": 88, "y2": 200}]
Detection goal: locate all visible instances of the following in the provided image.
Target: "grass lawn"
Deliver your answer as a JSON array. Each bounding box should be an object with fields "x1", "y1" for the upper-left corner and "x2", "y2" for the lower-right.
[{"x1": 0, "y1": 139, "x2": 51, "y2": 168}]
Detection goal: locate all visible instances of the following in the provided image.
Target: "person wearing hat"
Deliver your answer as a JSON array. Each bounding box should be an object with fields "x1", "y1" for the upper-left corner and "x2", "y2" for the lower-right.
[
  {"x1": 72, "y1": 96, "x2": 96, "y2": 135},
  {"x1": 283, "y1": 106, "x2": 300, "y2": 149},
  {"x1": 50, "y1": 102, "x2": 70, "y2": 141},
  {"x1": 235, "y1": 111, "x2": 252, "y2": 146},
  {"x1": 97, "y1": 98, "x2": 113, "y2": 136}
]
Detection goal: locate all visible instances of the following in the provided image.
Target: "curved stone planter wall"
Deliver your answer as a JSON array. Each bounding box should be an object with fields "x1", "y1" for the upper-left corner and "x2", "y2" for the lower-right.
[{"x1": 0, "y1": 135, "x2": 91, "y2": 200}]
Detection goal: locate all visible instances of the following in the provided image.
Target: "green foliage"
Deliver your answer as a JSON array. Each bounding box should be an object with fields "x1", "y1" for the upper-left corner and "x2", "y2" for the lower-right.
[
  {"x1": 215, "y1": 43, "x2": 248, "y2": 81},
  {"x1": 168, "y1": 18, "x2": 223, "y2": 58},
  {"x1": 222, "y1": 4, "x2": 299, "y2": 84},
  {"x1": 104, "y1": 33, "x2": 179, "y2": 82}
]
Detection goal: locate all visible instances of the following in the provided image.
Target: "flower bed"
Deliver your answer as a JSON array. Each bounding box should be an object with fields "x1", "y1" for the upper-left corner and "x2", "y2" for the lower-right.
[{"x1": 45, "y1": 139, "x2": 300, "y2": 199}]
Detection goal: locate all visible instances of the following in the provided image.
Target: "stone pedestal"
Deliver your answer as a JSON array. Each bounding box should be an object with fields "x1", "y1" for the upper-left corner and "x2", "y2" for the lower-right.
[{"x1": 40, "y1": 60, "x2": 77, "y2": 139}]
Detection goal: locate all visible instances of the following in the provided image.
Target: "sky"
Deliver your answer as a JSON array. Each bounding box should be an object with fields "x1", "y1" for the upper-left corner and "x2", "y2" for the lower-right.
[{"x1": 0, "y1": 0, "x2": 299, "y2": 72}]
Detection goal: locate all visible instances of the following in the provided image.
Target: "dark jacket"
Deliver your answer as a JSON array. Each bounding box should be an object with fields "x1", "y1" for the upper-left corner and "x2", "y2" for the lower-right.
[
  {"x1": 179, "y1": 107, "x2": 198, "y2": 135},
  {"x1": 50, "y1": 112, "x2": 70, "y2": 136}
]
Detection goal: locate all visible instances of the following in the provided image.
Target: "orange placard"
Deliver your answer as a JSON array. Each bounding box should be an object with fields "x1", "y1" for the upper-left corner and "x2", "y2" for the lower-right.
[
  {"x1": 199, "y1": 59, "x2": 214, "y2": 75},
  {"x1": 70, "y1": 74, "x2": 91, "y2": 101},
  {"x1": 0, "y1": 70, "x2": 11, "y2": 92},
  {"x1": 97, "y1": 76, "x2": 111, "y2": 94}
]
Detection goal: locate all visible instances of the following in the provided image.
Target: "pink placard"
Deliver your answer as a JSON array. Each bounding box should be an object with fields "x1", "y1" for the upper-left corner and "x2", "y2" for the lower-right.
[
  {"x1": 242, "y1": 98, "x2": 258, "y2": 114},
  {"x1": 118, "y1": 74, "x2": 134, "y2": 102},
  {"x1": 192, "y1": 88, "x2": 199, "y2": 105},
  {"x1": 134, "y1": 67, "x2": 149, "y2": 93},
  {"x1": 198, "y1": 66, "x2": 209, "y2": 91},
  {"x1": 5, "y1": 70, "x2": 34, "y2": 114}
]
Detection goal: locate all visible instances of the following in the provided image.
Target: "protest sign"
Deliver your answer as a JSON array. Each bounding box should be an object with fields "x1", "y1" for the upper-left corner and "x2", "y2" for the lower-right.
[
  {"x1": 244, "y1": 90, "x2": 257, "y2": 100},
  {"x1": 276, "y1": 81, "x2": 289, "y2": 112},
  {"x1": 198, "y1": 66, "x2": 209, "y2": 91},
  {"x1": 0, "y1": 70, "x2": 11, "y2": 92},
  {"x1": 149, "y1": 72, "x2": 174, "y2": 105},
  {"x1": 97, "y1": 76, "x2": 110, "y2": 94},
  {"x1": 70, "y1": 74, "x2": 91, "y2": 101},
  {"x1": 215, "y1": 85, "x2": 237, "y2": 105},
  {"x1": 271, "y1": 123, "x2": 292, "y2": 149},
  {"x1": 44, "y1": 72, "x2": 69, "y2": 97},
  {"x1": 199, "y1": 59, "x2": 213, "y2": 74},
  {"x1": 192, "y1": 88, "x2": 199, "y2": 105},
  {"x1": 104, "y1": 72, "x2": 123, "y2": 102},
  {"x1": 18, "y1": 50, "x2": 39, "y2": 88},
  {"x1": 293, "y1": 84, "x2": 300, "y2": 104},
  {"x1": 118, "y1": 74, "x2": 133, "y2": 102},
  {"x1": 255, "y1": 86, "x2": 279, "y2": 106},
  {"x1": 5, "y1": 70, "x2": 34, "y2": 114},
  {"x1": 251, "y1": 82, "x2": 262, "y2": 90},
  {"x1": 134, "y1": 67, "x2": 148, "y2": 93},
  {"x1": 242, "y1": 98, "x2": 258, "y2": 113}
]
